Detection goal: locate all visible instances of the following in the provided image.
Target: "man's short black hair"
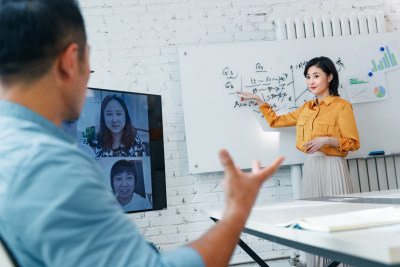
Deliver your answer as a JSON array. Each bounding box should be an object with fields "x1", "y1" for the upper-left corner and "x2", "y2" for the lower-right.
[{"x1": 0, "y1": 0, "x2": 87, "y2": 85}]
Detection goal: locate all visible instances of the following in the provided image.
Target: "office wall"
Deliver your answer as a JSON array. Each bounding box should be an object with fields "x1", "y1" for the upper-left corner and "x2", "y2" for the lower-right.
[{"x1": 79, "y1": 0, "x2": 400, "y2": 265}]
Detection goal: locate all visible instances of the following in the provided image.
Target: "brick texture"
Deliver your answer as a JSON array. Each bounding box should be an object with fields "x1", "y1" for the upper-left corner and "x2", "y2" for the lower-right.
[{"x1": 78, "y1": 0, "x2": 400, "y2": 265}]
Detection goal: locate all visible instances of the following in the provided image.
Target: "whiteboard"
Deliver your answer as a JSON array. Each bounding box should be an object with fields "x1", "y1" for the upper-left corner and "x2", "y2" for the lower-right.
[{"x1": 179, "y1": 32, "x2": 400, "y2": 174}]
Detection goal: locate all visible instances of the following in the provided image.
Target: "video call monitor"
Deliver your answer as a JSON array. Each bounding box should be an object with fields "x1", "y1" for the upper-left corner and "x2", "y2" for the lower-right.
[{"x1": 62, "y1": 87, "x2": 167, "y2": 213}]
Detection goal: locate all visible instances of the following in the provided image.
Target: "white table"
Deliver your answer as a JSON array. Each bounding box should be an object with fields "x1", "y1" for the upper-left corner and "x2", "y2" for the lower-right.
[{"x1": 202, "y1": 189, "x2": 400, "y2": 267}]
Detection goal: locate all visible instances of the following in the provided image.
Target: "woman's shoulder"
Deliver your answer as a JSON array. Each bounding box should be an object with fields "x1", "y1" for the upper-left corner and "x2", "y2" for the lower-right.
[
  {"x1": 132, "y1": 193, "x2": 147, "y2": 201},
  {"x1": 299, "y1": 99, "x2": 316, "y2": 108},
  {"x1": 333, "y1": 96, "x2": 348, "y2": 102},
  {"x1": 332, "y1": 96, "x2": 352, "y2": 107},
  {"x1": 131, "y1": 193, "x2": 152, "y2": 208},
  {"x1": 133, "y1": 132, "x2": 142, "y2": 141}
]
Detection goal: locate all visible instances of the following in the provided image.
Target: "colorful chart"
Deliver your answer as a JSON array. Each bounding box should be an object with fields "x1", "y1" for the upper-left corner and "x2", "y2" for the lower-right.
[
  {"x1": 374, "y1": 86, "x2": 386, "y2": 98},
  {"x1": 370, "y1": 45, "x2": 398, "y2": 73},
  {"x1": 350, "y1": 78, "x2": 369, "y2": 85}
]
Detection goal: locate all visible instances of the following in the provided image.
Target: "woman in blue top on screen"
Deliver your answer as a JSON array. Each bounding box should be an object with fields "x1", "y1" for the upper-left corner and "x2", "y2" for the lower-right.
[
  {"x1": 96, "y1": 94, "x2": 146, "y2": 157},
  {"x1": 111, "y1": 160, "x2": 152, "y2": 212}
]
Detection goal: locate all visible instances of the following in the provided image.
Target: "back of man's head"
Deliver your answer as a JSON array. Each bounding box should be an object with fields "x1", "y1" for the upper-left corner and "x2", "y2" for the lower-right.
[{"x1": 0, "y1": 0, "x2": 86, "y2": 86}]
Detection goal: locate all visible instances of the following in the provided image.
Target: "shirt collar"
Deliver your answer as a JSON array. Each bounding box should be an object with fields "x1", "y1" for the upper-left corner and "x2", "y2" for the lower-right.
[
  {"x1": 312, "y1": 95, "x2": 337, "y2": 107},
  {"x1": 0, "y1": 100, "x2": 75, "y2": 144}
]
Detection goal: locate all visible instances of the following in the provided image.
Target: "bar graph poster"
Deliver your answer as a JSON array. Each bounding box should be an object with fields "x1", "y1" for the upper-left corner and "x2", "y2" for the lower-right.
[
  {"x1": 345, "y1": 72, "x2": 388, "y2": 104},
  {"x1": 358, "y1": 40, "x2": 400, "y2": 76}
]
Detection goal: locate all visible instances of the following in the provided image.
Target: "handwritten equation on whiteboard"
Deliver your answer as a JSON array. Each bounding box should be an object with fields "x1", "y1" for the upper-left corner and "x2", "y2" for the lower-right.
[{"x1": 222, "y1": 58, "x2": 346, "y2": 116}]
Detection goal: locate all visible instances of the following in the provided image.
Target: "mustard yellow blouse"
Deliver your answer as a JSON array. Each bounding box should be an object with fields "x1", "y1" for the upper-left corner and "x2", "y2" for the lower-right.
[{"x1": 259, "y1": 95, "x2": 360, "y2": 157}]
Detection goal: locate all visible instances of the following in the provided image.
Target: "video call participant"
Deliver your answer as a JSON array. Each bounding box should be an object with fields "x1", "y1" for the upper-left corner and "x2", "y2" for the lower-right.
[
  {"x1": 96, "y1": 94, "x2": 146, "y2": 157},
  {"x1": 110, "y1": 159, "x2": 152, "y2": 212}
]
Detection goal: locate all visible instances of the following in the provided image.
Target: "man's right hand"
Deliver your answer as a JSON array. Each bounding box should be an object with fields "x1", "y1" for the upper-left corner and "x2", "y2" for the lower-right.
[
  {"x1": 219, "y1": 150, "x2": 284, "y2": 225},
  {"x1": 188, "y1": 150, "x2": 284, "y2": 267}
]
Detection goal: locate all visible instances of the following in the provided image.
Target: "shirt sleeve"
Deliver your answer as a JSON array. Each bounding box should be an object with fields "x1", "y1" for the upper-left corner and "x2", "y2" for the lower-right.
[
  {"x1": 337, "y1": 101, "x2": 360, "y2": 152},
  {"x1": 258, "y1": 102, "x2": 303, "y2": 127},
  {"x1": 161, "y1": 246, "x2": 205, "y2": 267},
  {"x1": 6, "y1": 144, "x2": 205, "y2": 267}
]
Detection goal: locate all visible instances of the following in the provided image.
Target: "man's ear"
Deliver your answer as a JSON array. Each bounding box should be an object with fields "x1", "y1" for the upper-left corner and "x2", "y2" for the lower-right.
[{"x1": 56, "y1": 43, "x2": 79, "y2": 82}]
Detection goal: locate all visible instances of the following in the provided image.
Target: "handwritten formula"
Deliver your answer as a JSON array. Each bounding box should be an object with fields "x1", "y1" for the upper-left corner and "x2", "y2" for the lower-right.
[{"x1": 223, "y1": 58, "x2": 345, "y2": 116}]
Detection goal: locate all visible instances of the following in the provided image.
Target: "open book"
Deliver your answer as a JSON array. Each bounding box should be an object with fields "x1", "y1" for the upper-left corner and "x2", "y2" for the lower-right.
[{"x1": 277, "y1": 206, "x2": 400, "y2": 232}]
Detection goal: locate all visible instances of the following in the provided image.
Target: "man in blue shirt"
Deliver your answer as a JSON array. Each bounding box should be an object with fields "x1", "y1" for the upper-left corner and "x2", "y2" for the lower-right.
[{"x1": 0, "y1": 0, "x2": 284, "y2": 266}]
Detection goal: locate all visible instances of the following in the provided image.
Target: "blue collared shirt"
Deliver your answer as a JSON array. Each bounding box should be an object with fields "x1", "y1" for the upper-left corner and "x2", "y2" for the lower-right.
[{"x1": 0, "y1": 101, "x2": 204, "y2": 267}]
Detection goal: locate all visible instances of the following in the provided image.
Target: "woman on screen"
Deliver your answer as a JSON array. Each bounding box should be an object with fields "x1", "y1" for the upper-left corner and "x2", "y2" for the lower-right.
[
  {"x1": 96, "y1": 94, "x2": 146, "y2": 157},
  {"x1": 110, "y1": 160, "x2": 152, "y2": 212},
  {"x1": 238, "y1": 56, "x2": 360, "y2": 267}
]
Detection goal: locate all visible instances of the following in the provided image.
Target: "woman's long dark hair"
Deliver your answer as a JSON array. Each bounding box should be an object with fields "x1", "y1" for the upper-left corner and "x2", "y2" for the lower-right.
[
  {"x1": 303, "y1": 56, "x2": 340, "y2": 96},
  {"x1": 96, "y1": 94, "x2": 137, "y2": 151}
]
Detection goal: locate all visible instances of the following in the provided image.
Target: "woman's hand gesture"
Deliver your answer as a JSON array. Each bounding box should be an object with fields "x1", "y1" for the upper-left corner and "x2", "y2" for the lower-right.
[
  {"x1": 236, "y1": 92, "x2": 264, "y2": 106},
  {"x1": 303, "y1": 137, "x2": 339, "y2": 154}
]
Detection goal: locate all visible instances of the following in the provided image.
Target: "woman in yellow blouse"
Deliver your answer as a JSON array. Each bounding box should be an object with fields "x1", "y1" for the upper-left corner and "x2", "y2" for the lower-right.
[{"x1": 239, "y1": 56, "x2": 359, "y2": 266}]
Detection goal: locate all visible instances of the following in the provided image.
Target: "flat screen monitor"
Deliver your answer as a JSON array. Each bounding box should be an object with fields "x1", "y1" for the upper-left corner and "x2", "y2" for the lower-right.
[{"x1": 61, "y1": 87, "x2": 167, "y2": 213}]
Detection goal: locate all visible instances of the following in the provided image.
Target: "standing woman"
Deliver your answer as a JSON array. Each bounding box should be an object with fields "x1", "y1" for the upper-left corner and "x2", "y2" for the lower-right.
[
  {"x1": 238, "y1": 56, "x2": 360, "y2": 267},
  {"x1": 96, "y1": 94, "x2": 146, "y2": 157}
]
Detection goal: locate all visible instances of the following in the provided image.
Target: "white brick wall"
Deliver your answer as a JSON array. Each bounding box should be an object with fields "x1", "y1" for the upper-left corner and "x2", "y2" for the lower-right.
[{"x1": 79, "y1": 0, "x2": 400, "y2": 265}]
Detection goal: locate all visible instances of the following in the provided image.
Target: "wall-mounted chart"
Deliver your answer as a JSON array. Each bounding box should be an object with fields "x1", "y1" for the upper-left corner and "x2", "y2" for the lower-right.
[
  {"x1": 358, "y1": 40, "x2": 400, "y2": 76},
  {"x1": 346, "y1": 72, "x2": 388, "y2": 103},
  {"x1": 374, "y1": 86, "x2": 386, "y2": 98}
]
